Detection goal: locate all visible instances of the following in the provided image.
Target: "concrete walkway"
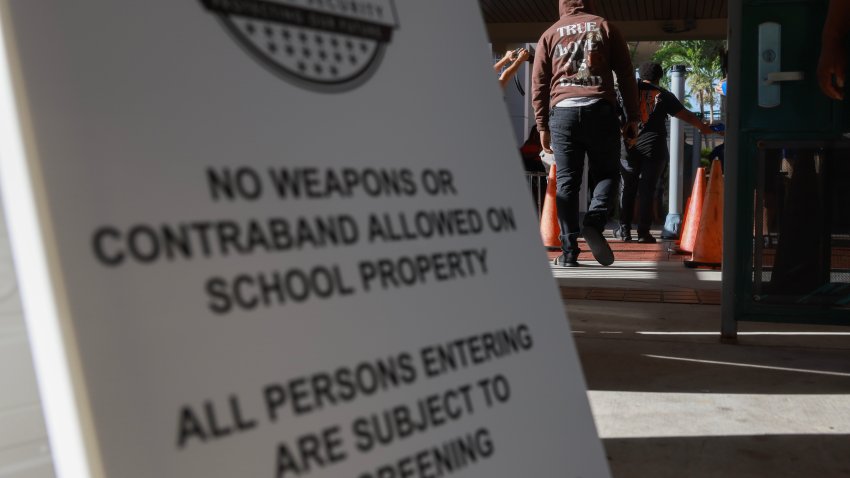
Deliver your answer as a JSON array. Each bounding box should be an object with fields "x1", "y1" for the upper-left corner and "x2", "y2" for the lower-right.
[{"x1": 549, "y1": 236, "x2": 850, "y2": 478}]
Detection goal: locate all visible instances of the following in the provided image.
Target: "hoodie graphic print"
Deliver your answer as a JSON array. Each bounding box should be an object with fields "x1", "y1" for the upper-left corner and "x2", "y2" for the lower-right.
[{"x1": 556, "y1": 21, "x2": 604, "y2": 87}]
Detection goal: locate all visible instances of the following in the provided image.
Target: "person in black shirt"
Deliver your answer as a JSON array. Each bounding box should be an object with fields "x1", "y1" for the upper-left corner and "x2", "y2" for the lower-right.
[{"x1": 616, "y1": 62, "x2": 723, "y2": 243}]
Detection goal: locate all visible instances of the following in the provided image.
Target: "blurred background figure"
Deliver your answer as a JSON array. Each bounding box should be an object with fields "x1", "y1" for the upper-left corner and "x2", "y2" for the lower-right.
[
  {"x1": 494, "y1": 48, "x2": 531, "y2": 89},
  {"x1": 817, "y1": 0, "x2": 849, "y2": 100}
]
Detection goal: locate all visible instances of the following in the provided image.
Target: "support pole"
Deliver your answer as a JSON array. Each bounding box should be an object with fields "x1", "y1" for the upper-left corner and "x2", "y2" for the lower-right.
[
  {"x1": 721, "y1": 5, "x2": 742, "y2": 342},
  {"x1": 663, "y1": 65, "x2": 687, "y2": 239},
  {"x1": 686, "y1": 127, "x2": 702, "y2": 203},
  {"x1": 692, "y1": 129, "x2": 702, "y2": 174}
]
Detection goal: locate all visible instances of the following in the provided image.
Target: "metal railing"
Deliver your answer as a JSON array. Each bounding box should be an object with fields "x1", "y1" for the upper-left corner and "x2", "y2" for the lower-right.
[{"x1": 525, "y1": 171, "x2": 549, "y2": 221}]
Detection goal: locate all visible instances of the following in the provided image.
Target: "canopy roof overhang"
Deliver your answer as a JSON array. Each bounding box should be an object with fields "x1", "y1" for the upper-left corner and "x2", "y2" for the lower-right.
[{"x1": 481, "y1": 0, "x2": 728, "y2": 46}]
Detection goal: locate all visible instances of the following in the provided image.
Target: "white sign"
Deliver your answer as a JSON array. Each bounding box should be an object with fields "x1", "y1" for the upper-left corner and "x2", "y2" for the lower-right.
[{"x1": 0, "y1": 1, "x2": 610, "y2": 477}]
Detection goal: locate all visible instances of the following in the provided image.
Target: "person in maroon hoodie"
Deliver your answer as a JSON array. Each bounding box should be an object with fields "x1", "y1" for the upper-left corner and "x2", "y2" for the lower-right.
[{"x1": 532, "y1": 0, "x2": 639, "y2": 267}]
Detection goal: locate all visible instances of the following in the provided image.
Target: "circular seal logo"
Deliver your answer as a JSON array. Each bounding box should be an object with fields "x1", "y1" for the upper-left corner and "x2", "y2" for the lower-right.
[{"x1": 201, "y1": 0, "x2": 399, "y2": 92}]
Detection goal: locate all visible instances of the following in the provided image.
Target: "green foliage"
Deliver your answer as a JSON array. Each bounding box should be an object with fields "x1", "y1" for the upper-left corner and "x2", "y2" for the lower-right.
[{"x1": 651, "y1": 41, "x2": 726, "y2": 118}]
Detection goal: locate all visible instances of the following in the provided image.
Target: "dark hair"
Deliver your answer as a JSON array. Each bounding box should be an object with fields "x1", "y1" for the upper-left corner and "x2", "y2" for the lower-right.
[{"x1": 639, "y1": 62, "x2": 664, "y2": 83}]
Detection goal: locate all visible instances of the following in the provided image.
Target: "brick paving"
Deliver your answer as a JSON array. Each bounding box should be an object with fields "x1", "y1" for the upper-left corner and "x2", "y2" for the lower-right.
[
  {"x1": 550, "y1": 237, "x2": 722, "y2": 305},
  {"x1": 559, "y1": 286, "x2": 721, "y2": 305},
  {"x1": 760, "y1": 246, "x2": 850, "y2": 268},
  {"x1": 547, "y1": 237, "x2": 689, "y2": 263}
]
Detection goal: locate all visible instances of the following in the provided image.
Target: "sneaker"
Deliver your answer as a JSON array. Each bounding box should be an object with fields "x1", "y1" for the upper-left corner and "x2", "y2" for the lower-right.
[
  {"x1": 614, "y1": 225, "x2": 633, "y2": 242},
  {"x1": 553, "y1": 253, "x2": 579, "y2": 267},
  {"x1": 637, "y1": 233, "x2": 657, "y2": 244},
  {"x1": 582, "y1": 224, "x2": 615, "y2": 266}
]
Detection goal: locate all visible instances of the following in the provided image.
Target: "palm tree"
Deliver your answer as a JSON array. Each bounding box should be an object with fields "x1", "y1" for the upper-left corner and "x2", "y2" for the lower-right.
[
  {"x1": 652, "y1": 41, "x2": 721, "y2": 116},
  {"x1": 652, "y1": 40, "x2": 725, "y2": 146}
]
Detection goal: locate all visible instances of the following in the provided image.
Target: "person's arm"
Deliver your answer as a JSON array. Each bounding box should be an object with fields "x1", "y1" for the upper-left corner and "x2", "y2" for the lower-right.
[
  {"x1": 674, "y1": 109, "x2": 723, "y2": 136},
  {"x1": 493, "y1": 50, "x2": 515, "y2": 73},
  {"x1": 531, "y1": 37, "x2": 553, "y2": 153},
  {"x1": 607, "y1": 23, "x2": 640, "y2": 145},
  {"x1": 661, "y1": 89, "x2": 723, "y2": 136},
  {"x1": 818, "y1": 0, "x2": 850, "y2": 100},
  {"x1": 498, "y1": 49, "x2": 529, "y2": 88}
]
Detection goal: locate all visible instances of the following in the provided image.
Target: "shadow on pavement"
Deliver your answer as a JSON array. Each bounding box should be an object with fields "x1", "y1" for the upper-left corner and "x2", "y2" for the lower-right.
[{"x1": 603, "y1": 434, "x2": 850, "y2": 478}]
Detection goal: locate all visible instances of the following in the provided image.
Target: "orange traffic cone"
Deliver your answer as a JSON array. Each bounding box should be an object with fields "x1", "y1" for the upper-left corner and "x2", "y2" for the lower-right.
[
  {"x1": 677, "y1": 166, "x2": 707, "y2": 254},
  {"x1": 685, "y1": 160, "x2": 723, "y2": 268},
  {"x1": 540, "y1": 165, "x2": 561, "y2": 249}
]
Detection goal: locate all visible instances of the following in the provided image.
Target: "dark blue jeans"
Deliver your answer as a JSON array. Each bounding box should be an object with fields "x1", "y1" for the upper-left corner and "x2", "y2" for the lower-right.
[
  {"x1": 620, "y1": 138, "x2": 668, "y2": 235},
  {"x1": 549, "y1": 101, "x2": 621, "y2": 254}
]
